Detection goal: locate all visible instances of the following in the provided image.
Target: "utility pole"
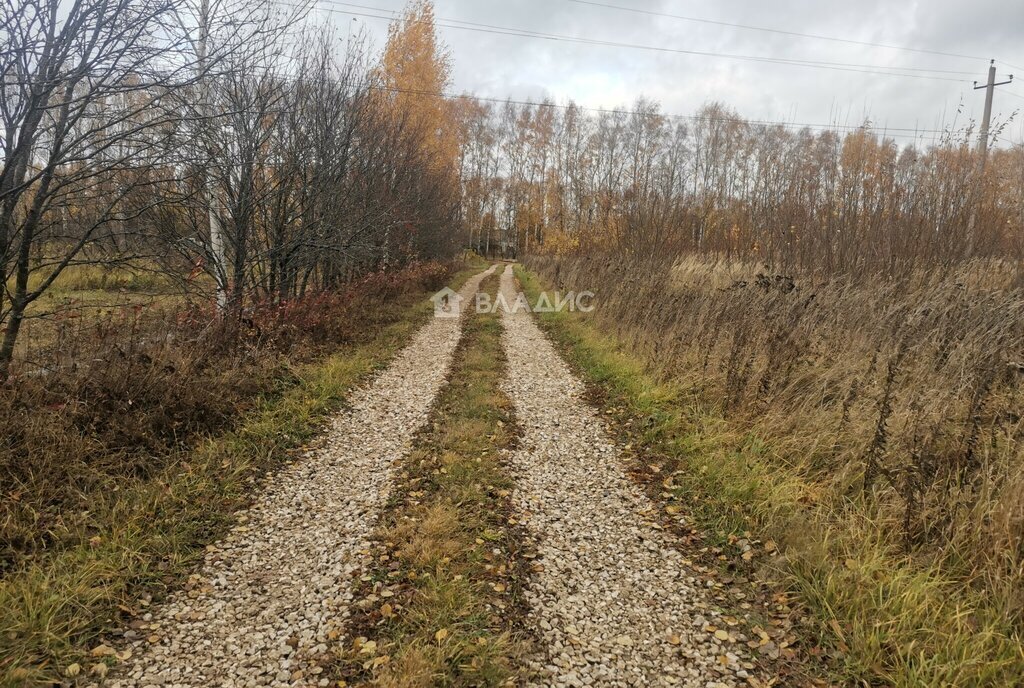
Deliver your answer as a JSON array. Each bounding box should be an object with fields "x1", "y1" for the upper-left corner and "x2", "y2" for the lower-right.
[
  {"x1": 197, "y1": 0, "x2": 229, "y2": 312},
  {"x1": 974, "y1": 59, "x2": 1014, "y2": 160}
]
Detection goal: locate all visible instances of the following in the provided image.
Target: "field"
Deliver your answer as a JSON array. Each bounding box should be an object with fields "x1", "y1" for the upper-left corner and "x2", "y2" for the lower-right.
[{"x1": 521, "y1": 254, "x2": 1024, "y2": 686}]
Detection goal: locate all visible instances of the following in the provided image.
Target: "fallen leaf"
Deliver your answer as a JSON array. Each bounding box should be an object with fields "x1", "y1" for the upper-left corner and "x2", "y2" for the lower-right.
[
  {"x1": 65, "y1": 664, "x2": 81, "y2": 677},
  {"x1": 380, "y1": 603, "x2": 394, "y2": 618},
  {"x1": 90, "y1": 644, "x2": 116, "y2": 657},
  {"x1": 714, "y1": 630, "x2": 730, "y2": 641},
  {"x1": 435, "y1": 628, "x2": 449, "y2": 643}
]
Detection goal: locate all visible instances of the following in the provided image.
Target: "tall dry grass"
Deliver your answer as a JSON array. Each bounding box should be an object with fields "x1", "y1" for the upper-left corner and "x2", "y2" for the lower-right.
[{"x1": 527, "y1": 253, "x2": 1024, "y2": 626}]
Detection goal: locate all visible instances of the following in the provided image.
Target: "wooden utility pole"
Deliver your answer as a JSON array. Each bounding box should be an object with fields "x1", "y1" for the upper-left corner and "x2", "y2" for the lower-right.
[{"x1": 974, "y1": 60, "x2": 1014, "y2": 160}]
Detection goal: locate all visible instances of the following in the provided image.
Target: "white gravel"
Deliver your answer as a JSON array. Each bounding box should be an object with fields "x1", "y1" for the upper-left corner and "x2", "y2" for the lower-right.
[
  {"x1": 105, "y1": 266, "x2": 495, "y2": 688},
  {"x1": 498, "y1": 265, "x2": 756, "y2": 688}
]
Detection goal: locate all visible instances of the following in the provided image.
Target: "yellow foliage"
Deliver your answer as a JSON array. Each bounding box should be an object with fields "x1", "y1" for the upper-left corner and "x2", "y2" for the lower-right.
[
  {"x1": 541, "y1": 229, "x2": 580, "y2": 255},
  {"x1": 379, "y1": 0, "x2": 458, "y2": 176}
]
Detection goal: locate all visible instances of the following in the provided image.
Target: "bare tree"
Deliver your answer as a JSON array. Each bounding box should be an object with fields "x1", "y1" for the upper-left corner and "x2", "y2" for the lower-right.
[{"x1": 0, "y1": 0, "x2": 206, "y2": 379}]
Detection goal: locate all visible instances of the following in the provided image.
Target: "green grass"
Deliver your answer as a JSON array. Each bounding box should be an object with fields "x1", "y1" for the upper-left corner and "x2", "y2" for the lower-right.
[
  {"x1": 0, "y1": 263, "x2": 486, "y2": 686},
  {"x1": 336, "y1": 272, "x2": 529, "y2": 687},
  {"x1": 515, "y1": 265, "x2": 1024, "y2": 688}
]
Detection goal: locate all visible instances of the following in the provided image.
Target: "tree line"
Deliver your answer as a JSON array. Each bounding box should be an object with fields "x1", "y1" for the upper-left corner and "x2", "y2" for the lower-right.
[{"x1": 457, "y1": 97, "x2": 1023, "y2": 274}]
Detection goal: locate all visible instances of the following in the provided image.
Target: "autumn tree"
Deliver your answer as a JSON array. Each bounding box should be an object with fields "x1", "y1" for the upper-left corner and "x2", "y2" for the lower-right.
[
  {"x1": 379, "y1": 1, "x2": 458, "y2": 174},
  {"x1": 458, "y1": 95, "x2": 1019, "y2": 271},
  {"x1": 375, "y1": 0, "x2": 460, "y2": 263}
]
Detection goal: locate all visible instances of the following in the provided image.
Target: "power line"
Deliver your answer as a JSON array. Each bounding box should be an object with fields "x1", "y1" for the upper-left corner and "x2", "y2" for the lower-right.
[
  {"x1": 300, "y1": 1, "x2": 973, "y2": 83},
  {"x1": 565, "y1": 0, "x2": 991, "y2": 64},
  {"x1": 249, "y1": 60, "x2": 947, "y2": 136},
  {"x1": 372, "y1": 84, "x2": 955, "y2": 140}
]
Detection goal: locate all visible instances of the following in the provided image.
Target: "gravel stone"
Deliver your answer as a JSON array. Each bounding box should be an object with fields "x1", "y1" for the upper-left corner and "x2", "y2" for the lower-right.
[
  {"x1": 497, "y1": 265, "x2": 756, "y2": 687},
  {"x1": 108, "y1": 267, "x2": 495, "y2": 687}
]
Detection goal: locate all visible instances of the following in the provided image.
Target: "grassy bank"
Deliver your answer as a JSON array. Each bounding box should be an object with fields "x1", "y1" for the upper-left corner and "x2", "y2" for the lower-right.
[
  {"x1": 336, "y1": 272, "x2": 530, "y2": 687},
  {"x1": 516, "y1": 261, "x2": 1024, "y2": 687},
  {"x1": 0, "y1": 261, "x2": 484, "y2": 686}
]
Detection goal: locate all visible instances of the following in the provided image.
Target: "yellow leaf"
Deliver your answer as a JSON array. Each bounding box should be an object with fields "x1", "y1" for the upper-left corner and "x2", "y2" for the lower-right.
[
  {"x1": 435, "y1": 628, "x2": 449, "y2": 643},
  {"x1": 714, "y1": 629, "x2": 730, "y2": 641}
]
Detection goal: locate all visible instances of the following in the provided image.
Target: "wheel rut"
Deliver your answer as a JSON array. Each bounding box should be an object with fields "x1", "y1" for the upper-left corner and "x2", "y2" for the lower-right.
[
  {"x1": 497, "y1": 265, "x2": 758, "y2": 688},
  {"x1": 108, "y1": 266, "x2": 496, "y2": 688}
]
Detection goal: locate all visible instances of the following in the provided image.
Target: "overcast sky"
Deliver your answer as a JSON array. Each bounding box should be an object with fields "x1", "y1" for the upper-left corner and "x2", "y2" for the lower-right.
[{"x1": 314, "y1": 0, "x2": 1024, "y2": 145}]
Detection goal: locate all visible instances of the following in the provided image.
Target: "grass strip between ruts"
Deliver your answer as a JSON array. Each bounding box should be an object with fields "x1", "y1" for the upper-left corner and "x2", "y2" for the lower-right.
[{"x1": 335, "y1": 271, "x2": 532, "y2": 687}]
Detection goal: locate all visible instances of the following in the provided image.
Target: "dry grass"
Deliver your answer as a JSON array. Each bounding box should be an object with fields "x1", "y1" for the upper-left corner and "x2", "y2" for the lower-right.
[
  {"x1": 0, "y1": 260, "x2": 475, "y2": 685},
  {"x1": 336, "y1": 272, "x2": 530, "y2": 687},
  {"x1": 520, "y1": 255, "x2": 1024, "y2": 686}
]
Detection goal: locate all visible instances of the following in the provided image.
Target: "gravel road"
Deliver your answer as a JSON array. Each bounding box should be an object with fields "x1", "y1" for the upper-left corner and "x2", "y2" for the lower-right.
[
  {"x1": 106, "y1": 266, "x2": 495, "y2": 688},
  {"x1": 498, "y1": 265, "x2": 756, "y2": 688}
]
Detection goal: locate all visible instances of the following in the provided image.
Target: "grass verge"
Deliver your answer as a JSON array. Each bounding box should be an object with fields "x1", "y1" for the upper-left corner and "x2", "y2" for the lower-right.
[
  {"x1": 0, "y1": 262, "x2": 487, "y2": 686},
  {"x1": 515, "y1": 265, "x2": 1024, "y2": 687},
  {"x1": 335, "y1": 272, "x2": 531, "y2": 687}
]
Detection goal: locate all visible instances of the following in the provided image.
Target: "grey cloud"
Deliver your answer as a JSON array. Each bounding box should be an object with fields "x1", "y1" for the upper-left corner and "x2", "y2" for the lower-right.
[{"x1": 339, "y1": 0, "x2": 1024, "y2": 143}]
